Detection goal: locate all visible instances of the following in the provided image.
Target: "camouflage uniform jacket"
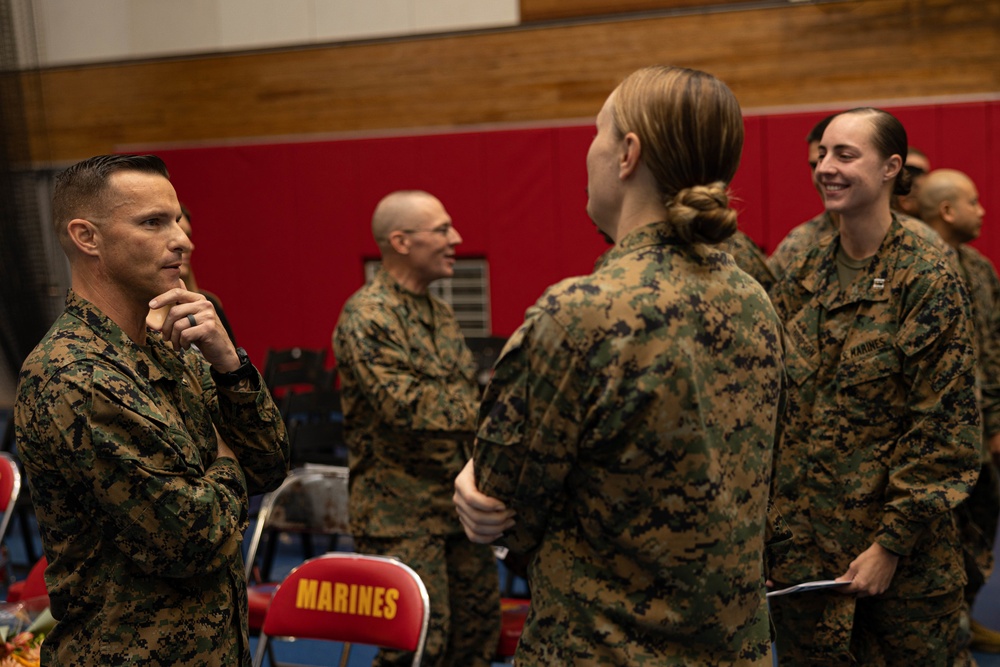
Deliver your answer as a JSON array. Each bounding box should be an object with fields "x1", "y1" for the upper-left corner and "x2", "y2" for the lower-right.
[
  {"x1": 955, "y1": 244, "x2": 1000, "y2": 444},
  {"x1": 718, "y1": 229, "x2": 776, "y2": 292},
  {"x1": 14, "y1": 291, "x2": 290, "y2": 666},
  {"x1": 768, "y1": 215, "x2": 981, "y2": 598},
  {"x1": 767, "y1": 211, "x2": 838, "y2": 281},
  {"x1": 475, "y1": 222, "x2": 784, "y2": 666},
  {"x1": 333, "y1": 267, "x2": 478, "y2": 537}
]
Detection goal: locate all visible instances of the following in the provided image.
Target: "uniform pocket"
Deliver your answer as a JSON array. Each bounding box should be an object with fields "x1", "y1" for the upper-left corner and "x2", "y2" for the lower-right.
[
  {"x1": 837, "y1": 343, "x2": 901, "y2": 389},
  {"x1": 91, "y1": 368, "x2": 192, "y2": 473},
  {"x1": 835, "y1": 343, "x2": 904, "y2": 432}
]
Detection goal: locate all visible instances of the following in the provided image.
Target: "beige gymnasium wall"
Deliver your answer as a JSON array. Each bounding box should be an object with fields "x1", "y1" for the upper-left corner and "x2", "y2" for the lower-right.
[{"x1": 15, "y1": 0, "x2": 520, "y2": 66}]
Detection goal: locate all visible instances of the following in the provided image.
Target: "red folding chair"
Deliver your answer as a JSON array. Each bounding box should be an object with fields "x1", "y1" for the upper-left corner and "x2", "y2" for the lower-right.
[
  {"x1": 252, "y1": 553, "x2": 429, "y2": 667},
  {"x1": 244, "y1": 465, "x2": 350, "y2": 638},
  {"x1": 0, "y1": 452, "x2": 22, "y2": 595},
  {"x1": 0, "y1": 452, "x2": 22, "y2": 546},
  {"x1": 6, "y1": 554, "x2": 49, "y2": 615}
]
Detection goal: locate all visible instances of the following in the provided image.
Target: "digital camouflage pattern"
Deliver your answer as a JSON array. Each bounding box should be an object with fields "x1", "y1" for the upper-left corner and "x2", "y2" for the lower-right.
[
  {"x1": 769, "y1": 586, "x2": 965, "y2": 665},
  {"x1": 333, "y1": 266, "x2": 500, "y2": 667},
  {"x1": 768, "y1": 212, "x2": 838, "y2": 281},
  {"x1": 768, "y1": 215, "x2": 981, "y2": 664},
  {"x1": 718, "y1": 229, "x2": 776, "y2": 292},
  {"x1": 333, "y1": 266, "x2": 480, "y2": 538},
  {"x1": 475, "y1": 221, "x2": 784, "y2": 666},
  {"x1": 955, "y1": 244, "x2": 1000, "y2": 443},
  {"x1": 951, "y1": 244, "x2": 1000, "y2": 605},
  {"x1": 769, "y1": 211, "x2": 942, "y2": 284},
  {"x1": 14, "y1": 291, "x2": 290, "y2": 666}
]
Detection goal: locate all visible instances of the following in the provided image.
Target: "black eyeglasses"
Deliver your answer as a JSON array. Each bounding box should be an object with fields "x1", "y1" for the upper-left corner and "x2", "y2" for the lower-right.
[{"x1": 904, "y1": 165, "x2": 926, "y2": 178}]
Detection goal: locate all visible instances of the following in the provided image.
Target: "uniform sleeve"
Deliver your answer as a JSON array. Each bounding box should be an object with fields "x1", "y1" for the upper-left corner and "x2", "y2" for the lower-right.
[
  {"x1": 877, "y1": 270, "x2": 981, "y2": 556},
  {"x1": 201, "y1": 362, "x2": 290, "y2": 496},
  {"x1": 473, "y1": 309, "x2": 585, "y2": 555},
  {"x1": 976, "y1": 263, "x2": 1000, "y2": 439},
  {"x1": 26, "y1": 362, "x2": 250, "y2": 579},
  {"x1": 334, "y1": 306, "x2": 477, "y2": 432}
]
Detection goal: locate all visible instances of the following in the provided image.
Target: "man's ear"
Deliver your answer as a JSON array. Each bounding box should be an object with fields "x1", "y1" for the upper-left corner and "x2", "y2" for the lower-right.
[
  {"x1": 619, "y1": 132, "x2": 642, "y2": 181},
  {"x1": 67, "y1": 219, "x2": 100, "y2": 257},
  {"x1": 387, "y1": 230, "x2": 411, "y2": 255},
  {"x1": 939, "y1": 200, "x2": 956, "y2": 225}
]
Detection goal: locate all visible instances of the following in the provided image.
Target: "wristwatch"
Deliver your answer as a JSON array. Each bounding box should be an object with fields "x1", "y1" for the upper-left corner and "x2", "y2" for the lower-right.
[{"x1": 212, "y1": 347, "x2": 257, "y2": 387}]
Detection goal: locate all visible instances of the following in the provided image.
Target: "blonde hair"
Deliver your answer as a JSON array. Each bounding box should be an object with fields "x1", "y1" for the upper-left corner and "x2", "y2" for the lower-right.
[{"x1": 610, "y1": 66, "x2": 743, "y2": 244}]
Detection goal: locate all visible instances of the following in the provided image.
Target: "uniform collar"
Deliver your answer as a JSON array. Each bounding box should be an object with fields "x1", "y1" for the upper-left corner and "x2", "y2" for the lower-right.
[
  {"x1": 801, "y1": 214, "x2": 902, "y2": 309},
  {"x1": 374, "y1": 266, "x2": 437, "y2": 327},
  {"x1": 601, "y1": 221, "x2": 685, "y2": 265},
  {"x1": 64, "y1": 289, "x2": 175, "y2": 384}
]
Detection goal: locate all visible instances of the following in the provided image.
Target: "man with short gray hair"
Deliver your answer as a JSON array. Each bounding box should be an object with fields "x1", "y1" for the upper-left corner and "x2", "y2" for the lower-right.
[{"x1": 333, "y1": 190, "x2": 501, "y2": 667}]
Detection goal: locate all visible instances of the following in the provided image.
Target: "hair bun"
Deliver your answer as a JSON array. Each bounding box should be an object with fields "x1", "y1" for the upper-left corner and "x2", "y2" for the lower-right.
[
  {"x1": 667, "y1": 182, "x2": 738, "y2": 244},
  {"x1": 894, "y1": 163, "x2": 913, "y2": 196}
]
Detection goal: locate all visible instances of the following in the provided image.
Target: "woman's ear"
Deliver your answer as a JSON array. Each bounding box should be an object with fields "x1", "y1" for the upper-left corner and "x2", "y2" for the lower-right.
[
  {"x1": 883, "y1": 154, "x2": 903, "y2": 183},
  {"x1": 619, "y1": 131, "x2": 642, "y2": 180}
]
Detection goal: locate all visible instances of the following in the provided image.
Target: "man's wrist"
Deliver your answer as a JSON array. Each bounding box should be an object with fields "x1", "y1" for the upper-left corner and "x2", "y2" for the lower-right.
[{"x1": 211, "y1": 347, "x2": 256, "y2": 387}]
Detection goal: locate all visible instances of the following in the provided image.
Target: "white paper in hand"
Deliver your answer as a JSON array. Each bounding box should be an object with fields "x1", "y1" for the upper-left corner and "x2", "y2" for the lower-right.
[{"x1": 766, "y1": 580, "x2": 851, "y2": 598}]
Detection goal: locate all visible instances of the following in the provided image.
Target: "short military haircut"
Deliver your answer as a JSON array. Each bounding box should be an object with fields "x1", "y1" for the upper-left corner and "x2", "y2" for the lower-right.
[
  {"x1": 52, "y1": 154, "x2": 170, "y2": 240},
  {"x1": 917, "y1": 169, "x2": 969, "y2": 223},
  {"x1": 371, "y1": 190, "x2": 435, "y2": 249}
]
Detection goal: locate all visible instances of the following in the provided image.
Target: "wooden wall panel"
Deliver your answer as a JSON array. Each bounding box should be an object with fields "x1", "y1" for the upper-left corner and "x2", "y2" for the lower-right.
[
  {"x1": 20, "y1": 0, "x2": 1000, "y2": 166},
  {"x1": 519, "y1": 0, "x2": 763, "y2": 22},
  {"x1": 520, "y1": 0, "x2": 760, "y2": 23}
]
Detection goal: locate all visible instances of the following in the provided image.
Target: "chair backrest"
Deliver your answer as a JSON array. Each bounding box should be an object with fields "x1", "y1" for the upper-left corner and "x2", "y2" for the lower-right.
[
  {"x1": 262, "y1": 347, "x2": 328, "y2": 396},
  {"x1": 0, "y1": 452, "x2": 22, "y2": 542},
  {"x1": 288, "y1": 421, "x2": 348, "y2": 467},
  {"x1": 21, "y1": 555, "x2": 50, "y2": 612},
  {"x1": 252, "y1": 553, "x2": 430, "y2": 667},
  {"x1": 281, "y1": 389, "x2": 347, "y2": 466},
  {"x1": 244, "y1": 465, "x2": 350, "y2": 581},
  {"x1": 280, "y1": 388, "x2": 343, "y2": 423}
]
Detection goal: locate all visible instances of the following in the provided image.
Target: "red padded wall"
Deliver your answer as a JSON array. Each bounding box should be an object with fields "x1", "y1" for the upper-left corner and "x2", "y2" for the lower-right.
[{"x1": 150, "y1": 99, "x2": 1000, "y2": 366}]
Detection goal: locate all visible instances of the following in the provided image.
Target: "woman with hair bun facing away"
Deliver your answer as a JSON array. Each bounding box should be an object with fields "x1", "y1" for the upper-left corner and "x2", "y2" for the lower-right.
[
  {"x1": 453, "y1": 66, "x2": 783, "y2": 665},
  {"x1": 767, "y1": 108, "x2": 981, "y2": 665}
]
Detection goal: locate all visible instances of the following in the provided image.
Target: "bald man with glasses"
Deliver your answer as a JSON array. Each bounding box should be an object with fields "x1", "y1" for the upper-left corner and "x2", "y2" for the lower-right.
[{"x1": 333, "y1": 190, "x2": 501, "y2": 667}]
